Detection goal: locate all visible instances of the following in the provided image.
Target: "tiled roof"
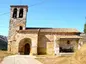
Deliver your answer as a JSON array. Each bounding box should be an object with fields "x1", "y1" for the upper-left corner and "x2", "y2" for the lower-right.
[
  {"x1": 25, "y1": 27, "x2": 79, "y2": 33},
  {"x1": 56, "y1": 35, "x2": 82, "y2": 38},
  {"x1": 40, "y1": 28, "x2": 79, "y2": 32}
]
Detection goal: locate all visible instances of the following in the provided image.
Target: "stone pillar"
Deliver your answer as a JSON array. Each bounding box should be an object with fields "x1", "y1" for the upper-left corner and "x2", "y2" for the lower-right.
[
  {"x1": 78, "y1": 39, "x2": 83, "y2": 49},
  {"x1": 8, "y1": 41, "x2": 11, "y2": 53},
  {"x1": 8, "y1": 40, "x2": 14, "y2": 54},
  {"x1": 54, "y1": 35, "x2": 60, "y2": 55},
  {"x1": 31, "y1": 46, "x2": 37, "y2": 55},
  {"x1": 31, "y1": 39, "x2": 37, "y2": 55},
  {"x1": 10, "y1": 40, "x2": 17, "y2": 54}
]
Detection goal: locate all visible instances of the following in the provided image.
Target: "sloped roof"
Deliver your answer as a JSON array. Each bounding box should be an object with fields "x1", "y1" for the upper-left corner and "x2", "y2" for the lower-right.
[
  {"x1": 25, "y1": 27, "x2": 79, "y2": 33},
  {"x1": 56, "y1": 35, "x2": 82, "y2": 38},
  {"x1": 40, "y1": 28, "x2": 79, "y2": 33}
]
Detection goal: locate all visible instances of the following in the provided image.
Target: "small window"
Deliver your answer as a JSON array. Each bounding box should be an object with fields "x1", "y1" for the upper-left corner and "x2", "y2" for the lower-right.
[
  {"x1": 67, "y1": 41, "x2": 70, "y2": 44},
  {"x1": 13, "y1": 8, "x2": 17, "y2": 18},
  {"x1": 19, "y1": 26, "x2": 23, "y2": 30},
  {"x1": 19, "y1": 8, "x2": 23, "y2": 18}
]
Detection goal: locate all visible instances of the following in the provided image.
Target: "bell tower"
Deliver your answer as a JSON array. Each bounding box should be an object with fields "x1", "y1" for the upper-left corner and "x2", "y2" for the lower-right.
[
  {"x1": 8, "y1": 5, "x2": 28, "y2": 39},
  {"x1": 8, "y1": 5, "x2": 28, "y2": 53}
]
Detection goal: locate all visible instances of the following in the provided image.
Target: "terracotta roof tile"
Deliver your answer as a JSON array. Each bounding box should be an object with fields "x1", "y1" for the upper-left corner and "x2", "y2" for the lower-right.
[
  {"x1": 56, "y1": 35, "x2": 82, "y2": 38},
  {"x1": 25, "y1": 27, "x2": 79, "y2": 33}
]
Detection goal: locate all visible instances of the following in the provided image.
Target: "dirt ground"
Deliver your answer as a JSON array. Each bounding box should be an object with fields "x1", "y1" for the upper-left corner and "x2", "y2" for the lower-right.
[
  {"x1": 36, "y1": 55, "x2": 71, "y2": 64},
  {"x1": 0, "y1": 51, "x2": 71, "y2": 64},
  {"x1": 1, "y1": 44, "x2": 86, "y2": 64}
]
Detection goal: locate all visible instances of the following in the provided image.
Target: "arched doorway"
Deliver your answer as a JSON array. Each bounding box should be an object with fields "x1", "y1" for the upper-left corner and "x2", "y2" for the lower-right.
[
  {"x1": 24, "y1": 43, "x2": 30, "y2": 55},
  {"x1": 18, "y1": 38, "x2": 31, "y2": 55}
]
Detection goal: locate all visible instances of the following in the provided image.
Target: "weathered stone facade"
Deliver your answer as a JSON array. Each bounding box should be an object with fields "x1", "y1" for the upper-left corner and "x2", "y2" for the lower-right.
[{"x1": 8, "y1": 5, "x2": 83, "y2": 55}]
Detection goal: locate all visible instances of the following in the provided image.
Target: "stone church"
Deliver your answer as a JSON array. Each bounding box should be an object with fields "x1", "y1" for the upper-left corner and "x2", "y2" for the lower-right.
[{"x1": 8, "y1": 5, "x2": 83, "y2": 55}]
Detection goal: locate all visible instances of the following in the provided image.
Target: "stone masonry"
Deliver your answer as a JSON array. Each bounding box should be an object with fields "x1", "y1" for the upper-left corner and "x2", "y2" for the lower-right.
[{"x1": 8, "y1": 5, "x2": 83, "y2": 55}]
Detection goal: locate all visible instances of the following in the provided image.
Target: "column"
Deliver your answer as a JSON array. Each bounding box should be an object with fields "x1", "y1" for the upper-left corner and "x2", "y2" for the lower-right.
[
  {"x1": 31, "y1": 39, "x2": 37, "y2": 55},
  {"x1": 54, "y1": 35, "x2": 60, "y2": 55},
  {"x1": 8, "y1": 41, "x2": 11, "y2": 53},
  {"x1": 17, "y1": 8, "x2": 19, "y2": 18},
  {"x1": 78, "y1": 39, "x2": 83, "y2": 49}
]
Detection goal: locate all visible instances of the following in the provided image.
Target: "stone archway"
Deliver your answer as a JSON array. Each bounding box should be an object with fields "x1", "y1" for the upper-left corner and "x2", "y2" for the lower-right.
[{"x1": 18, "y1": 38, "x2": 31, "y2": 55}]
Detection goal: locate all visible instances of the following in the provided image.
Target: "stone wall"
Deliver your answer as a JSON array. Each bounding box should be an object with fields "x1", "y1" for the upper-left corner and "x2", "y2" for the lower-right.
[
  {"x1": 8, "y1": 31, "x2": 81, "y2": 55},
  {"x1": 8, "y1": 32, "x2": 38, "y2": 55},
  {"x1": 80, "y1": 33, "x2": 86, "y2": 43},
  {"x1": 8, "y1": 7, "x2": 27, "y2": 40},
  {"x1": 38, "y1": 33, "x2": 55, "y2": 55},
  {"x1": 8, "y1": 6, "x2": 28, "y2": 54}
]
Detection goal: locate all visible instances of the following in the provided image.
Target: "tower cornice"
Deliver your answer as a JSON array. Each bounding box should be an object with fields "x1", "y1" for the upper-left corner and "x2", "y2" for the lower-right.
[{"x1": 10, "y1": 5, "x2": 28, "y2": 11}]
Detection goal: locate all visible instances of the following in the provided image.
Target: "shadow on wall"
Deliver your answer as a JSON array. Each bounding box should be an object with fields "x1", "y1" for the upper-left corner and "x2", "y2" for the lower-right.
[{"x1": 37, "y1": 35, "x2": 51, "y2": 55}]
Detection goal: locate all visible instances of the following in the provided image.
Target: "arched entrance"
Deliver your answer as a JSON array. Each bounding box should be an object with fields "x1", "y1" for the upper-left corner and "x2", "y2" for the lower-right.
[
  {"x1": 18, "y1": 38, "x2": 31, "y2": 55},
  {"x1": 24, "y1": 43, "x2": 30, "y2": 55}
]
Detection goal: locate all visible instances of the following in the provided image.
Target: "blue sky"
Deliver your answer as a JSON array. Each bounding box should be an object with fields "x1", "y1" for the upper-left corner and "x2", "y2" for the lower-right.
[{"x1": 0, "y1": 0, "x2": 86, "y2": 36}]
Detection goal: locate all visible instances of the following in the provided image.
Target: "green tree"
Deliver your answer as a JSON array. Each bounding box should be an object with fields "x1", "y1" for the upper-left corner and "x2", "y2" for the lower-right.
[{"x1": 84, "y1": 23, "x2": 86, "y2": 33}]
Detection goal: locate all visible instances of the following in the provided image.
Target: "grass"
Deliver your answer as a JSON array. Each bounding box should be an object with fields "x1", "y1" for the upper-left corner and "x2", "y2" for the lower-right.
[
  {"x1": 0, "y1": 50, "x2": 13, "y2": 62},
  {"x1": 70, "y1": 44, "x2": 86, "y2": 64}
]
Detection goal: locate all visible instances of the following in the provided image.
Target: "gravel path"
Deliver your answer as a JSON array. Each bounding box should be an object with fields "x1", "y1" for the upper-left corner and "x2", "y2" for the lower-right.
[{"x1": 1, "y1": 55, "x2": 43, "y2": 64}]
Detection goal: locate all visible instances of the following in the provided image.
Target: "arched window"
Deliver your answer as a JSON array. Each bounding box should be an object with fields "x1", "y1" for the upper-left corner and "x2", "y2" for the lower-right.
[
  {"x1": 19, "y1": 8, "x2": 23, "y2": 18},
  {"x1": 13, "y1": 8, "x2": 17, "y2": 18},
  {"x1": 19, "y1": 26, "x2": 23, "y2": 30}
]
